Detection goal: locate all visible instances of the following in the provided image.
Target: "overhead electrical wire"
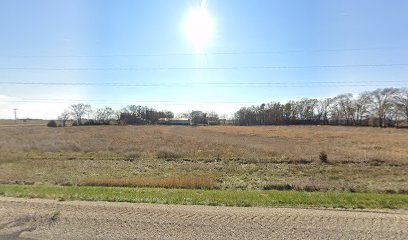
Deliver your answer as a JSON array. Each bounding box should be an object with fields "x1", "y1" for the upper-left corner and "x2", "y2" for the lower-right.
[
  {"x1": 1, "y1": 46, "x2": 406, "y2": 107},
  {"x1": 0, "y1": 47, "x2": 401, "y2": 58},
  {"x1": 1, "y1": 99, "x2": 258, "y2": 105},
  {"x1": 0, "y1": 80, "x2": 406, "y2": 87},
  {"x1": 0, "y1": 63, "x2": 407, "y2": 71}
]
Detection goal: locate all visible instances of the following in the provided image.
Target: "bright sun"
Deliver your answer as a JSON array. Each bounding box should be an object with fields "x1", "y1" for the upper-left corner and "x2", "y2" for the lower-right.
[{"x1": 183, "y1": 3, "x2": 214, "y2": 53}]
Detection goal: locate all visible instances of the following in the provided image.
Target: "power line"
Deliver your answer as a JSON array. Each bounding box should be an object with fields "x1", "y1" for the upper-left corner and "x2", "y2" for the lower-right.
[
  {"x1": 2, "y1": 99, "x2": 258, "y2": 105},
  {"x1": 0, "y1": 63, "x2": 408, "y2": 71},
  {"x1": 4, "y1": 97, "x2": 259, "y2": 105},
  {"x1": 0, "y1": 80, "x2": 406, "y2": 87},
  {"x1": 0, "y1": 47, "x2": 401, "y2": 58}
]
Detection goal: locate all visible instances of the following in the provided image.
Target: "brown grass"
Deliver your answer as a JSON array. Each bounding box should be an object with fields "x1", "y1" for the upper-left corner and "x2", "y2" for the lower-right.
[
  {"x1": 0, "y1": 119, "x2": 48, "y2": 126},
  {"x1": 1, "y1": 125, "x2": 407, "y2": 164},
  {"x1": 197, "y1": 125, "x2": 408, "y2": 164},
  {"x1": 0, "y1": 125, "x2": 406, "y2": 193},
  {"x1": 80, "y1": 176, "x2": 218, "y2": 189}
]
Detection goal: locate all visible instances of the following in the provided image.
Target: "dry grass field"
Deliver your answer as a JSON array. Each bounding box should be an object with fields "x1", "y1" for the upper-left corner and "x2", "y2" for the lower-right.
[
  {"x1": 0, "y1": 125, "x2": 407, "y2": 193},
  {"x1": 0, "y1": 119, "x2": 48, "y2": 126}
]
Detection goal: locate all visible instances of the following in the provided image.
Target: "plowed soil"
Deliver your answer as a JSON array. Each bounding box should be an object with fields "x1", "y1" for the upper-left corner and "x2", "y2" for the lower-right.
[{"x1": 0, "y1": 197, "x2": 407, "y2": 240}]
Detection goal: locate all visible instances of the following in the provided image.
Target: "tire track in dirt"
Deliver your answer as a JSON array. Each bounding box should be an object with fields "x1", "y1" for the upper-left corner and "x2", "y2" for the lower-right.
[{"x1": 0, "y1": 197, "x2": 407, "y2": 240}]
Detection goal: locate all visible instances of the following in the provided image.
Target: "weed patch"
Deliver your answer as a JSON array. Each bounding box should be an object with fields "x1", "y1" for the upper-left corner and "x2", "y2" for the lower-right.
[{"x1": 80, "y1": 176, "x2": 218, "y2": 189}]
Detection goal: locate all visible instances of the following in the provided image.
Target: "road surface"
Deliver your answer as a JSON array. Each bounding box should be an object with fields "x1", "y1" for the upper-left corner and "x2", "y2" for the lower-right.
[{"x1": 0, "y1": 197, "x2": 407, "y2": 239}]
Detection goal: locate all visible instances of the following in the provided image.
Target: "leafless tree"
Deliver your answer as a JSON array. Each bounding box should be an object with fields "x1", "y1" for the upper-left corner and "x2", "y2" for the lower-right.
[
  {"x1": 332, "y1": 94, "x2": 355, "y2": 125},
  {"x1": 114, "y1": 110, "x2": 122, "y2": 124},
  {"x1": 395, "y1": 88, "x2": 408, "y2": 122},
  {"x1": 190, "y1": 111, "x2": 207, "y2": 125},
  {"x1": 365, "y1": 88, "x2": 400, "y2": 127},
  {"x1": 296, "y1": 98, "x2": 318, "y2": 121},
  {"x1": 95, "y1": 107, "x2": 114, "y2": 124},
  {"x1": 316, "y1": 98, "x2": 333, "y2": 124},
  {"x1": 353, "y1": 93, "x2": 371, "y2": 125},
  {"x1": 70, "y1": 103, "x2": 91, "y2": 125},
  {"x1": 58, "y1": 110, "x2": 70, "y2": 127}
]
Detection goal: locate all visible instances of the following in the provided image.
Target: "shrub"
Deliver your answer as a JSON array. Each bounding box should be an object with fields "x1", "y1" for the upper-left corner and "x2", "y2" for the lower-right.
[
  {"x1": 47, "y1": 120, "x2": 58, "y2": 128},
  {"x1": 156, "y1": 148, "x2": 181, "y2": 160},
  {"x1": 124, "y1": 151, "x2": 141, "y2": 161},
  {"x1": 263, "y1": 183, "x2": 294, "y2": 191},
  {"x1": 319, "y1": 151, "x2": 329, "y2": 163},
  {"x1": 302, "y1": 185, "x2": 321, "y2": 192},
  {"x1": 80, "y1": 175, "x2": 219, "y2": 189}
]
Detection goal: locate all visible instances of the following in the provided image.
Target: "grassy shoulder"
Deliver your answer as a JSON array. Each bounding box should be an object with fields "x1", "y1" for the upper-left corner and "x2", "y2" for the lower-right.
[{"x1": 0, "y1": 184, "x2": 407, "y2": 209}]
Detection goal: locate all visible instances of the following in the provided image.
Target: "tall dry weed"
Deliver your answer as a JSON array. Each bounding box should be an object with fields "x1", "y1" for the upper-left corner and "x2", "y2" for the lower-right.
[{"x1": 80, "y1": 175, "x2": 218, "y2": 189}]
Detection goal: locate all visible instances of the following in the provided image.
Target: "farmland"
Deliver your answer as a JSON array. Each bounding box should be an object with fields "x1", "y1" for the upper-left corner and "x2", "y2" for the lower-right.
[
  {"x1": 0, "y1": 119, "x2": 48, "y2": 127},
  {"x1": 0, "y1": 125, "x2": 407, "y2": 195}
]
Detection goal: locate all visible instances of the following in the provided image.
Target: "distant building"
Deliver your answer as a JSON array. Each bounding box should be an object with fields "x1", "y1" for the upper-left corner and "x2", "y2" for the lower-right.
[
  {"x1": 219, "y1": 119, "x2": 235, "y2": 125},
  {"x1": 157, "y1": 118, "x2": 190, "y2": 125},
  {"x1": 207, "y1": 120, "x2": 220, "y2": 125}
]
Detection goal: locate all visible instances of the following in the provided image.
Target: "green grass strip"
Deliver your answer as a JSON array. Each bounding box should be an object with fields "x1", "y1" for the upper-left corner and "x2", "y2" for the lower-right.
[{"x1": 0, "y1": 184, "x2": 407, "y2": 209}]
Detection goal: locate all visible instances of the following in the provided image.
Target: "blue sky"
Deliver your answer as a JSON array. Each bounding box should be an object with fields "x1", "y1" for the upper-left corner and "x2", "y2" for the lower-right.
[{"x1": 0, "y1": 0, "x2": 407, "y2": 119}]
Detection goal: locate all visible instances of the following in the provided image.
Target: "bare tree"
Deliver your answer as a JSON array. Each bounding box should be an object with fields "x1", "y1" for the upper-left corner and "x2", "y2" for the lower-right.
[
  {"x1": 316, "y1": 98, "x2": 333, "y2": 124},
  {"x1": 58, "y1": 110, "x2": 70, "y2": 127},
  {"x1": 283, "y1": 101, "x2": 296, "y2": 122},
  {"x1": 190, "y1": 111, "x2": 207, "y2": 125},
  {"x1": 232, "y1": 88, "x2": 405, "y2": 127},
  {"x1": 70, "y1": 103, "x2": 91, "y2": 125},
  {"x1": 95, "y1": 107, "x2": 114, "y2": 124},
  {"x1": 207, "y1": 111, "x2": 219, "y2": 124},
  {"x1": 161, "y1": 111, "x2": 174, "y2": 119},
  {"x1": 395, "y1": 88, "x2": 408, "y2": 122},
  {"x1": 365, "y1": 88, "x2": 400, "y2": 127},
  {"x1": 332, "y1": 94, "x2": 355, "y2": 125},
  {"x1": 354, "y1": 93, "x2": 371, "y2": 125},
  {"x1": 125, "y1": 105, "x2": 140, "y2": 116},
  {"x1": 114, "y1": 110, "x2": 122, "y2": 124},
  {"x1": 297, "y1": 98, "x2": 318, "y2": 122}
]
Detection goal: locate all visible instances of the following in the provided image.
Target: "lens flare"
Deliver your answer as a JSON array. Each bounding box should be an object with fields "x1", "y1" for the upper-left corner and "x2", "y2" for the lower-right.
[{"x1": 183, "y1": 3, "x2": 214, "y2": 53}]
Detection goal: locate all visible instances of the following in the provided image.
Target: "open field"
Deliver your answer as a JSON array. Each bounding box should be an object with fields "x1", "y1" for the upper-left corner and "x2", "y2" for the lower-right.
[
  {"x1": 0, "y1": 125, "x2": 407, "y2": 194},
  {"x1": 0, "y1": 197, "x2": 407, "y2": 240},
  {"x1": 0, "y1": 119, "x2": 48, "y2": 127}
]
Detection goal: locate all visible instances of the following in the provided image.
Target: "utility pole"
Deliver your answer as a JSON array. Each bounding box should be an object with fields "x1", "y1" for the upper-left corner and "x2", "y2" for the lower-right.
[{"x1": 13, "y1": 108, "x2": 18, "y2": 124}]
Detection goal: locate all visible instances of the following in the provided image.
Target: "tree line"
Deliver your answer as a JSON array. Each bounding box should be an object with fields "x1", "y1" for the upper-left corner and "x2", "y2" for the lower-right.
[
  {"x1": 234, "y1": 88, "x2": 408, "y2": 127},
  {"x1": 56, "y1": 87, "x2": 407, "y2": 127},
  {"x1": 57, "y1": 104, "x2": 223, "y2": 126},
  {"x1": 57, "y1": 104, "x2": 176, "y2": 126}
]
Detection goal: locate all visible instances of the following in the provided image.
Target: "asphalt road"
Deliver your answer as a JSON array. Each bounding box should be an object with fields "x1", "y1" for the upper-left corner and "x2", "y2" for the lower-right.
[{"x1": 0, "y1": 197, "x2": 407, "y2": 240}]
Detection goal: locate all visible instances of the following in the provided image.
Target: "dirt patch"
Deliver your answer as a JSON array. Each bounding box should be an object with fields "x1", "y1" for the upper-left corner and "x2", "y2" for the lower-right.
[
  {"x1": 0, "y1": 211, "x2": 59, "y2": 240},
  {"x1": 0, "y1": 197, "x2": 407, "y2": 240}
]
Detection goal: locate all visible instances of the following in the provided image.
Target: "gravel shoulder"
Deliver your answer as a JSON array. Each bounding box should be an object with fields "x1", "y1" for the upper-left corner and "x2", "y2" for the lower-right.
[{"x1": 0, "y1": 197, "x2": 407, "y2": 240}]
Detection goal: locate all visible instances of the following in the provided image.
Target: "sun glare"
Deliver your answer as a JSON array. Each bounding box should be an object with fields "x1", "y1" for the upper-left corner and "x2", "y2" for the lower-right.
[{"x1": 183, "y1": 4, "x2": 214, "y2": 53}]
